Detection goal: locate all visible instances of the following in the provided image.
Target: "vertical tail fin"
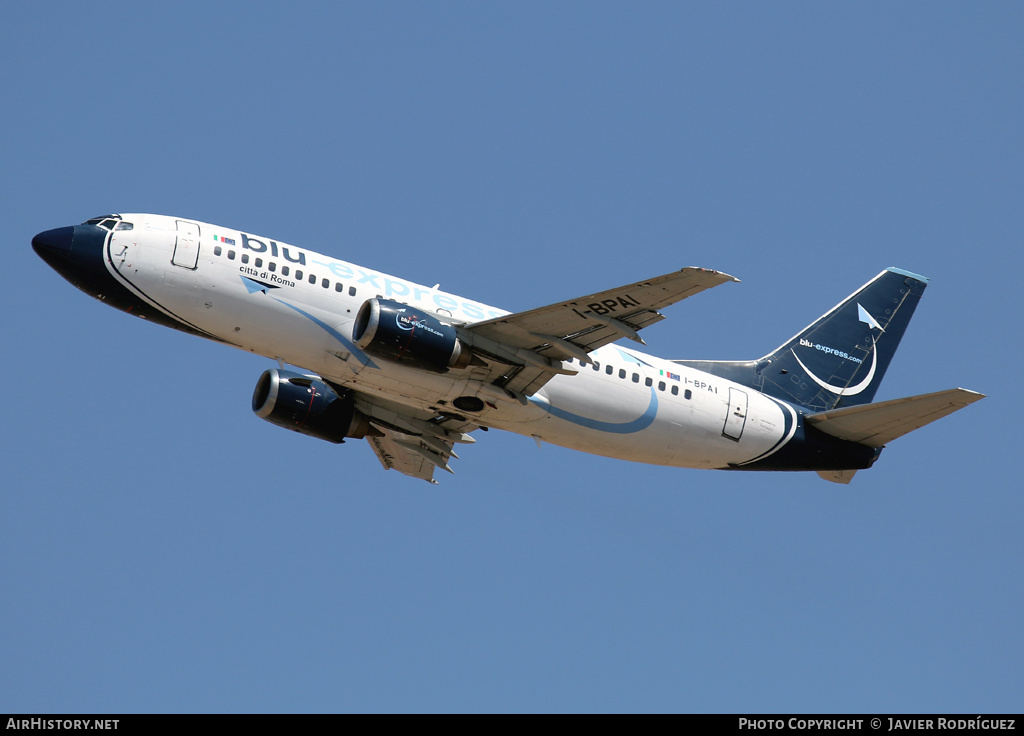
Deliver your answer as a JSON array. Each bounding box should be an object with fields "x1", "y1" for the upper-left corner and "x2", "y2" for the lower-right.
[{"x1": 756, "y1": 267, "x2": 929, "y2": 411}]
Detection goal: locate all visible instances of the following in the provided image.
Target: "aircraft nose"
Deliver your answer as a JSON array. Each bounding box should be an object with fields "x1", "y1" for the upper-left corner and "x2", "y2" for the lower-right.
[{"x1": 32, "y1": 226, "x2": 76, "y2": 262}]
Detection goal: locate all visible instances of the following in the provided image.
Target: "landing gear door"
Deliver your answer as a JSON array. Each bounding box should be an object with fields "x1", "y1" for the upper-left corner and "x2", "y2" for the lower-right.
[
  {"x1": 722, "y1": 387, "x2": 748, "y2": 441},
  {"x1": 172, "y1": 220, "x2": 201, "y2": 269}
]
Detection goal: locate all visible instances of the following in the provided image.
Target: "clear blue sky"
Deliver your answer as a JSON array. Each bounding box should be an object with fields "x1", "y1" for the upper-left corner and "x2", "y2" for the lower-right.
[{"x1": 2, "y1": 1, "x2": 1021, "y2": 713}]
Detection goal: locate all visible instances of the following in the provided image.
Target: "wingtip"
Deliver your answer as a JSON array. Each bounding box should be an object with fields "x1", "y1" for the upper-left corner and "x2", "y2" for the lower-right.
[
  {"x1": 683, "y1": 267, "x2": 741, "y2": 283},
  {"x1": 957, "y1": 388, "x2": 986, "y2": 402}
]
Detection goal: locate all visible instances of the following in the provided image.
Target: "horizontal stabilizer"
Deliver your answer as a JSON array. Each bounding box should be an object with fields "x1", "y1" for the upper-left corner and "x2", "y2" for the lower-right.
[
  {"x1": 806, "y1": 388, "x2": 985, "y2": 448},
  {"x1": 817, "y1": 469, "x2": 858, "y2": 485}
]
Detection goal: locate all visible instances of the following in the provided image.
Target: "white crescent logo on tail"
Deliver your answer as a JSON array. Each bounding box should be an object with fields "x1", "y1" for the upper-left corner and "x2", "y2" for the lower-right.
[{"x1": 792, "y1": 345, "x2": 878, "y2": 396}]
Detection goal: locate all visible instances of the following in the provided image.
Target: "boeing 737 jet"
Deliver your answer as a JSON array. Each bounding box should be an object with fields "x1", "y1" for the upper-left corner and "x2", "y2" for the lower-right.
[{"x1": 33, "y1": 214, "x2": 983, "y2": 484}]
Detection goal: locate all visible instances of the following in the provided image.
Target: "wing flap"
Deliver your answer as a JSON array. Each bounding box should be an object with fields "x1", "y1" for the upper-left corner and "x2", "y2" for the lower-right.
[
  {"x1": 806, "y1": 388, "x2": 984, "y2": 447},
  {"x1": 367, "y1": 431, "x2": 455, "y2": 483},
  {"x1": 339, "y1": 391, "x2": 480, "y2": 483}
]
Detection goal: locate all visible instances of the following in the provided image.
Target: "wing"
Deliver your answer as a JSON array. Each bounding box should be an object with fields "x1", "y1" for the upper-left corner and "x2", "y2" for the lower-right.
[{"x1": 461, "y1": 267, "x2": 738, "y2": 398}]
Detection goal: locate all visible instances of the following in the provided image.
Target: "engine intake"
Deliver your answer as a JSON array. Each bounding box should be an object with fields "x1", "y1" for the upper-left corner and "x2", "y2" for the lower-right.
[
  {"x1": 252, "y1": 369, "x2": 373, "y2": 443},
  {"x1": 352, "y1": 298, "x2": 473, "y2": 373}
]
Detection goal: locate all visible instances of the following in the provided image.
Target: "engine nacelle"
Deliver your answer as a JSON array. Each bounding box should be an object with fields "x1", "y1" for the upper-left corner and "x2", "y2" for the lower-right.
[
  {"x1": 252, "y1": 369, "x2": 373, "y2": 443},
  {"x1": 352, "y1": 298, "x2": 473, "y2": 373}
]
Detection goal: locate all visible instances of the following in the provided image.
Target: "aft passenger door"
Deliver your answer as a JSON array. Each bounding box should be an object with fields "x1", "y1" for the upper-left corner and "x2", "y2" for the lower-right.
[
  {"x1": 722, "y1": 387, "x2": 748, "y2": 441},
  {"x1": 172, "y1": 220, "x2": 201, "y2": 269}
]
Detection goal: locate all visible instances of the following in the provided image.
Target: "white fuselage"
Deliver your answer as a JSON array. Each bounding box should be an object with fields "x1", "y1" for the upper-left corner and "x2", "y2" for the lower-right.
[{"x1": 105, "y1": 214, "x2": 795, "y2": 470}]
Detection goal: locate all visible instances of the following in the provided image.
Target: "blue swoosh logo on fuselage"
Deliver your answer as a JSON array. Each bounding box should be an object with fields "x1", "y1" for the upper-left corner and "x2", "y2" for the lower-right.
[
  {"x1": 529, "y1": 387, "x2": 659, "y2": 434},
  {"x1": 273, "y1": 299, "x2": 378, "y2": 369}
]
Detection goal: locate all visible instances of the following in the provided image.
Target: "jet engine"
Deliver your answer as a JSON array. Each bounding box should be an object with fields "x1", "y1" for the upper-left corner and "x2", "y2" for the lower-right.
[
  {"x1": 252, "y1": 369, "x2": 374, "y2": 443},
  {"x1": 352, "y1": 298, "x2": 474, "y2": 373}
]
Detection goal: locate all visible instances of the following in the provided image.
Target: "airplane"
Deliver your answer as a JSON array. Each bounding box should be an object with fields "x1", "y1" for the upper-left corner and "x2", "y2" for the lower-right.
[{"x1": 32, "y1": 213, "x2": 983, "y2": 485}]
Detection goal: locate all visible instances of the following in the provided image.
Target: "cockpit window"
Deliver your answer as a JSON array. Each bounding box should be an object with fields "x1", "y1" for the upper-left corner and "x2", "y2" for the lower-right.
[
  {"x1": 115, "y1": 222, "x2": 134, "y2": 231},
  {"x1": 83, "y1": 214, "x2": 122, "y2": 230}
]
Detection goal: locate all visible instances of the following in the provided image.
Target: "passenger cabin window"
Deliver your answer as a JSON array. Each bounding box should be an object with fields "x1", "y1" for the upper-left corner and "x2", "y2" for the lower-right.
[{"x1": 348, "y1": 287, "x2": 357, "y2": 296}]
